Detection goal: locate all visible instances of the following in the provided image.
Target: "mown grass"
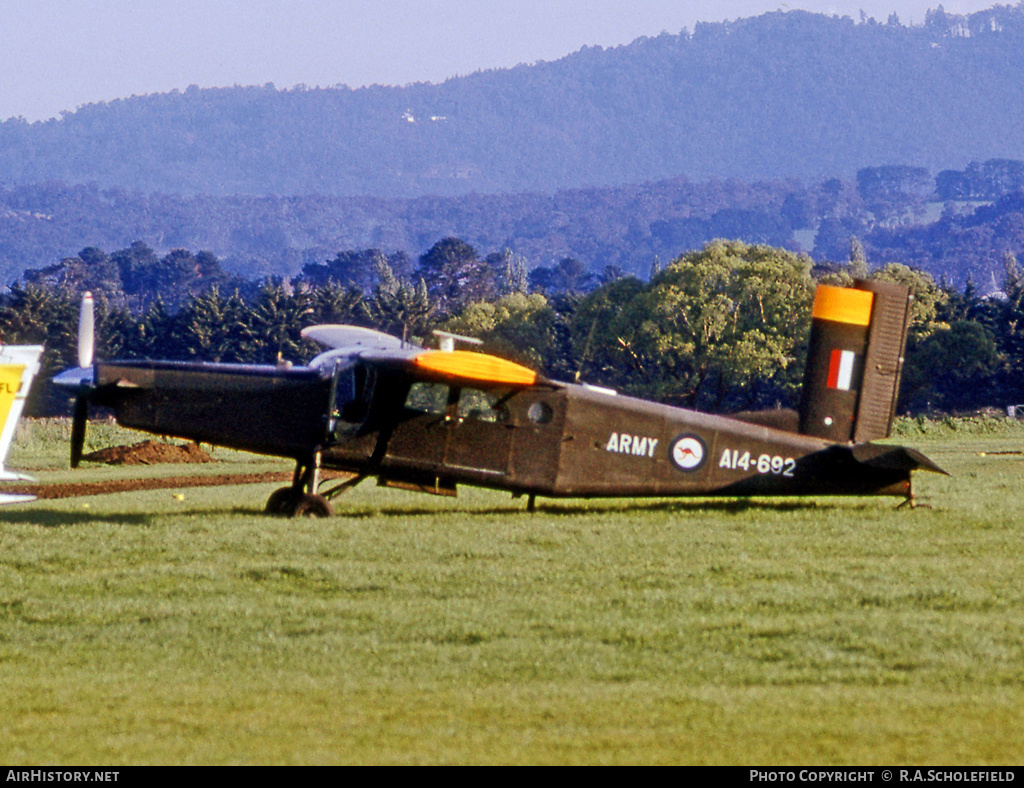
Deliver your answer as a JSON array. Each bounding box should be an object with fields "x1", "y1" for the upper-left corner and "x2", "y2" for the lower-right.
[{"x1": 1, "y1": 419, "x2": 1022, "y2": 764}]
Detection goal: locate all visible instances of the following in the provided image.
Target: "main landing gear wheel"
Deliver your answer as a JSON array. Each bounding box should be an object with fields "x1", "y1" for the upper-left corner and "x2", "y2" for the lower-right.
[
  {"x1": 291, "y1": 493, "x2": 333, "y2": 518},
  {"x1": 266, "y1": 452, "x2": 335, "y2": 518},
  {"x1": 265, "y1": 486, "x2": 301, "y2": 515},
  {"x1": 265, "y1": 487, "x2": 334, "y2": 518}
]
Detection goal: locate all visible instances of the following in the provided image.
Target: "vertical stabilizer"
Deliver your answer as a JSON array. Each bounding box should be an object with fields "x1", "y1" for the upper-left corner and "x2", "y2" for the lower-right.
[{"x1": 799, "y1": 281, "x2": 912, "y2": 443}]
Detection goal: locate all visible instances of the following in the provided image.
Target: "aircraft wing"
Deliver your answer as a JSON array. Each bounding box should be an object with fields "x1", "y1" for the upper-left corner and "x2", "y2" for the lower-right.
[
  {"x1": 304, "y1": 325, "x2": 418, "y2": 373},
  {"x1": 358, "y1": 348, "x2": 546, "y2": 388},
  {"x1": 302, "y1": 324, "x2": 413, "y2": 353},
  {"x1": 303, "y1": 323, "x2": 550, "y2": 389}
]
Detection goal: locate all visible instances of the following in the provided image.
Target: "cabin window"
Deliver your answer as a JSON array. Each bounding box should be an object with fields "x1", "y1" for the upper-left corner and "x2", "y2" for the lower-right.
[
  {"x1": 405, "y1": 382, "x2": 453, "y2": 415},
  {"x1": 404, "y1": 383, "x2": 512, "y2": 424},
  {"x1": 456, "y1": 387, "x2": 512, "y2": 423},
  {"x1": 527, "y1": 401, "x2": 553, "y2": 424}
]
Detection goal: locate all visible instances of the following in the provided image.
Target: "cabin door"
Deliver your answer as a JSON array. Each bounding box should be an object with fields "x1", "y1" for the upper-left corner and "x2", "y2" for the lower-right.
[{"x1": 443, "y1": 386, "x2": 514, "y2": 476}]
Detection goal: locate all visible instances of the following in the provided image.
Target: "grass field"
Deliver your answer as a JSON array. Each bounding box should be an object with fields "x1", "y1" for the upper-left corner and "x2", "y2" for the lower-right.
[{"x1": 1, "y1": 419, "x2": 1022, "y2": 764}]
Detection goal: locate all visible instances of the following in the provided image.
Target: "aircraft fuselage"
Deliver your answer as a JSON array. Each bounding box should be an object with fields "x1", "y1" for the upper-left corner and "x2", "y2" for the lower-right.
[
  {"x1": 91, "y1": 358, "x2": 912, "y2": 500},
  {"x1": 323, "y1": 371, "x2": 913, "y2": 498}
]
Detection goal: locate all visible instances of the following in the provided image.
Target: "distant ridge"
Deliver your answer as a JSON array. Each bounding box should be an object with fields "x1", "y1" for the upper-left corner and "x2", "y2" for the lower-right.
[{"x1": 2, "y1": 6, "x2": 1024, "y2": 198}]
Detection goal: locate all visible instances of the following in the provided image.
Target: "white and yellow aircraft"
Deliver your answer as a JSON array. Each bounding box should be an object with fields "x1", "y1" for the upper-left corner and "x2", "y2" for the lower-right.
[{"x1": 0, "y1": 344, "x2": 44, "y2": 504}]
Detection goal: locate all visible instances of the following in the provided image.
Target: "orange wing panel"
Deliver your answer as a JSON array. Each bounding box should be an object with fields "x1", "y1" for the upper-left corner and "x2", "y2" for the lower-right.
[{"x1": 412, "y1": 351, "x2": 537, "y2": 386}]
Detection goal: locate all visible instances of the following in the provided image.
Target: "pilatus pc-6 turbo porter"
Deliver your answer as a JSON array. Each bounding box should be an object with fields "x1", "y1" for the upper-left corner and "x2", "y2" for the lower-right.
[{"x1": 54, "y1": 281, "x2": 944, "y2": 517}]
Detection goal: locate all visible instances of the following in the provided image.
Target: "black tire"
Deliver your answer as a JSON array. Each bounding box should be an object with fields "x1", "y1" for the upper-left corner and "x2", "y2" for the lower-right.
[
  {"x1": 265, "y1": 486, "x2": 301, "y2": 515},
  {"x1": 290, "y1": 493, "x2": 334, "y2": 518}
]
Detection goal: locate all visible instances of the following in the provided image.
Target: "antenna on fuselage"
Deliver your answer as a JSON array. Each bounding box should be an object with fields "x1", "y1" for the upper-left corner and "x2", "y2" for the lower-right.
[{"x1": 432, "y1": 330, "x2": 483, "y2": 353}]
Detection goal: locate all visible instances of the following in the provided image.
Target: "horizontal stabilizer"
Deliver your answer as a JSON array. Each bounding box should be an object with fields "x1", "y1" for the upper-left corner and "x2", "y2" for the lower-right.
[
  {"x1": 851, "y1": 443, "x2": 948, "y2": 475},
  {"x1": 730, "y1": 408, "x2": 800, "y2": 432}
]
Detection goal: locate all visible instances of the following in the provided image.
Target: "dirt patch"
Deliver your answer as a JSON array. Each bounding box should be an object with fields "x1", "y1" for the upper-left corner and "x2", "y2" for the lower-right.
[
  {"x1": 83, "y1": 440, "x2": 214, "y2": 465},
  {"x1": 5, "y1": 470, "x2": 355, "y2": 500},
  {"x1": 8, "y1": 472, "x2": 294, "y2": 500}
]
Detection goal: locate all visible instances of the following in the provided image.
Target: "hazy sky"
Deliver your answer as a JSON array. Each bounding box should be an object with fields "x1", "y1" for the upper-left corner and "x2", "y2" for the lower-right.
[{"x1": 0, "y1": 0, "x2": 1004, "y2": 122}]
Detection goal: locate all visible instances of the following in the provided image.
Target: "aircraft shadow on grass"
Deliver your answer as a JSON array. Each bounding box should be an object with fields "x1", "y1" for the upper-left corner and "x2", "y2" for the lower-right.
[{"x1": 0, "y1": 510, "x2": 155, "y2": 528}]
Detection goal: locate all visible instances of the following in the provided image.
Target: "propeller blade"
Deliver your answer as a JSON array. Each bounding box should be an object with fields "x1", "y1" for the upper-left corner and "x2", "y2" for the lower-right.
[
  {"x1": 78, "y1": 291, "x2": 95, "y2": 369},
  {"x1": 70, "y1": 395, "x2": 88, "y2": 469}
]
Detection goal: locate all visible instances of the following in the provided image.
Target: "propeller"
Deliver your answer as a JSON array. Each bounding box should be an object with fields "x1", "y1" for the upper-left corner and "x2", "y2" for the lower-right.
[
  {"x1": 71, "y1": 291, "x2": 94, "y2": 469},
  {"x1": 78, "y1": 291, "x2": 94, "y2": 368}
]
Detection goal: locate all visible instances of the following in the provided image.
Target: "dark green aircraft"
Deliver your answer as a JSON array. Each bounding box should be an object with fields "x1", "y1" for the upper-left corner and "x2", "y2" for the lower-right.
[{"x1": 54, "y1": 280, "x2": 944, "y2": 517}]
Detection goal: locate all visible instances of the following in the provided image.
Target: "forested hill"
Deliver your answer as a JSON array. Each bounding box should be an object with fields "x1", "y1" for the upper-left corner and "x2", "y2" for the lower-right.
[{"x1": 3, "y1": 5, "x2": 1024, "y2": 198}]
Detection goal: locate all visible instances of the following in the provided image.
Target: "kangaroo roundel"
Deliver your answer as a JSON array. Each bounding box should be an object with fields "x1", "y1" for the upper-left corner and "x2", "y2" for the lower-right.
[{"x1": 669, "y1": 435, "x2": 706, "y2": 472}]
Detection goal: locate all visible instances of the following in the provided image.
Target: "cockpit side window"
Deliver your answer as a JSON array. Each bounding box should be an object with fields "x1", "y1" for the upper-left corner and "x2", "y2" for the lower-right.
[{"x1": 329, "y1": 361, "x2": 376, "y2": 439}]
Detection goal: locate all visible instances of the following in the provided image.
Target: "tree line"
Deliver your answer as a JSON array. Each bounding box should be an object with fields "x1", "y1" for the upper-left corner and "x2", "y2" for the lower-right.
[
  {"x1": 5, "y1": 157, "x2": 1024, "y2": 293},
  {"x1": 2, "y1": 238, "x2": 1022, "y2": 419}
]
